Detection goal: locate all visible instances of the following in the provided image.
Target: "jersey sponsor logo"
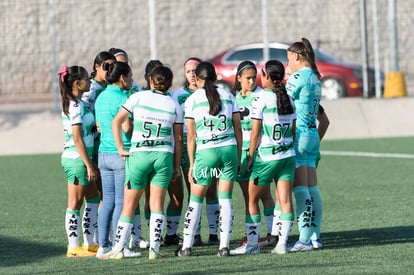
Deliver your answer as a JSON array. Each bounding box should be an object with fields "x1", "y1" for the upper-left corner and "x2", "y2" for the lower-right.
[
  {"x1": 271, "y1": 143, "x2": 294, "y2": 155},
  {"x1": 201, "y1": 135, "x2": 229, "y2": 144},
  {"x1": 135, "y1": 140, "x2": 166, "y2": 147}
]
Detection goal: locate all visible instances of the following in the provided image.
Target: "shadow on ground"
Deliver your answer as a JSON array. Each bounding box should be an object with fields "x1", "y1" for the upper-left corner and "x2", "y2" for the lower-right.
[
  {"x1": 229, "y1": 225, "x2": 414, "y2": 250},
  {"x1": 318, "y1": 225, "x2": 414, "y2": 249},
  {"x1": 0, "y1": 234, "x2": 63, "y2": 267}
]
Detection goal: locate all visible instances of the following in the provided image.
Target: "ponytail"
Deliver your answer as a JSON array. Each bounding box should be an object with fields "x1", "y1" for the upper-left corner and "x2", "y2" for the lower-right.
[
  {"x1": 264, "y1": 60, "x2": 294, "y2": 115},
  {"x1": 301, "y1": 37, "x2": 321, "y2": 80},
  {"x1": 195, "y1": 62, "x2": 222, "y2": 116},
  {"x1": 58, "y1": 65, "x2": 88, "y2": 116},
  {"x1": 288, "y1": 37, "x2": 321, "y2": 80}
]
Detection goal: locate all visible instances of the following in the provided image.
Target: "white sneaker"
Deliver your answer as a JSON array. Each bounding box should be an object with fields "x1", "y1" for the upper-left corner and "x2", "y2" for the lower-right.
[
  {"x1": 96, "y1": 246, "x2": 111, "y2": 258},
  {"x1": 230, "y1": 244, "x2": 260, "y2": 255},
  {"x1": 271, "y1": 243, "x2": 287, "y2": 255},
  {"x1": 129, "y1": 237, "x2": 149, "y2": 249},
  {"x1": 123, "y1": 247, "x2": 142, "y2": 258},
  {"x1": 311, "y1": 239, "x2": 323, "y2": 249},
  {"x1": 288, "y1": 240, "x2": 313, "y2": 252}
]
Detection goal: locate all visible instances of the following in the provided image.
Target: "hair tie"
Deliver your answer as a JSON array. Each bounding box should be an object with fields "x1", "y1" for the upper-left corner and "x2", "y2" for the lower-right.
[{"x1": 57, "y1": 65, "x2": 69, "y2": 82}]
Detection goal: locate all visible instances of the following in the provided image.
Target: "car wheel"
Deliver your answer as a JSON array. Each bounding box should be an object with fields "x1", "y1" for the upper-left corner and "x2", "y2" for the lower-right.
[
  {"x1": 321, "y1": 77, "x2": 346, "y2": 100},
  {"x1": 215, "y1": 81, "x2": 232, "y2": 94}
]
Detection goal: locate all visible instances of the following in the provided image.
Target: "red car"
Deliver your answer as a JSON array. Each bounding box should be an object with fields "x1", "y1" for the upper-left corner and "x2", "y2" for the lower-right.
[{"x1": 208, "y1": 42, "x2": 382, "y2": 99}]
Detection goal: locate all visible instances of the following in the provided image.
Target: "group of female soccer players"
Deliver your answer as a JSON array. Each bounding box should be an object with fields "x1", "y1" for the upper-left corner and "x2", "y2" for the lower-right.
[{"x1": 59, "y1": 37, "x2": 329, "y2": 259}]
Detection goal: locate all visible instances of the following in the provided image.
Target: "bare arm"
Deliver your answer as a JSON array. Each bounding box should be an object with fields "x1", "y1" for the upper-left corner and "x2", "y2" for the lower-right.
[
  {"x1": 232, "y1": 112, "x2": 242, "y2": 166},
  {"x1": 173, "y1": 123, "x2": 183, "y2": 180},
  {"x1": 248, "y1": 118, "x2": 262, "y2": 172},
  {"x1": 112, "y1": 108, "x2": 132, "y2": 158},
  {"x1": 186, "y1": 118, "x2": 196, "y2": 184},
  {"x1": 317, "y1": 109, "x2": 330, "y2": 141}
]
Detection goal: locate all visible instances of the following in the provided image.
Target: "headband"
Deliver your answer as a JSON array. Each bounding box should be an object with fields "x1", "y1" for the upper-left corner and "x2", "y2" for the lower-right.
[
  {"x1": 184, "y1": 58, "x2": 201, "y2": 66},
  {"x1": 237, "y1": 64, "x2": 256, "y2": 75}
]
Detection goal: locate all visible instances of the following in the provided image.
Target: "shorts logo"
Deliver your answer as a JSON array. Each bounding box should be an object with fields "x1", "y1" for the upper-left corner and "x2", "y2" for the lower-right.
[{"x1": 196, "y1": 166, "x2": 224, "y2": 179}]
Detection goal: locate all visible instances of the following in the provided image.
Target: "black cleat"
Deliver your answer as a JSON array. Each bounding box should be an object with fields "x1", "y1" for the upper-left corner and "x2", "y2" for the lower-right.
[
  {"x1": 217, "y1": 247, "x2": 230, "y2": 257},
  {"x1": 162, "y1": 234, "x2": 182, "y2": 246},
  {"x1": 208, "y1": 234, "x2": 219, "y2": 245},
  {"x1": 193, "y1": 234, "x2": 203, "y2": 246},
  {"x1": 175, "y1": 247, "x2": 192, "y2": 257}
]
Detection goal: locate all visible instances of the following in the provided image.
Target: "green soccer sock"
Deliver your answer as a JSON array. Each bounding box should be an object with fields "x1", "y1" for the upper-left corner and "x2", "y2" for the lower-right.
[
  {"x1": 293, "y1": 186, "x2": 313, "y2": 243},
  {"x1": 309, "y1": 185, "x2": 323, "y2": 240}
]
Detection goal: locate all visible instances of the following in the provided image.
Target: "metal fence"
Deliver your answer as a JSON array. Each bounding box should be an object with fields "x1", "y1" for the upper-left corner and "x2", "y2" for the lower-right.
[{"x1": 0, "y1": 0, "x2": 412, "y2": 104}]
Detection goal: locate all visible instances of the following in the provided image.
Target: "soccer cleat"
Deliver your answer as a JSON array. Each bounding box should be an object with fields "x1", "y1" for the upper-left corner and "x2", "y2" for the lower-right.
[
  {"x1": 208, "y1": 234, "x2": 219, "y2": 245},
  {"x1": 258, "y1": 233, "x2": 278, "y2": 247},
  {"x1": 98, "y1": 248, "x2": 124, "y2": 260},
  {"x1": 237, "y1": 235, "x2": 248, "y2": 245},
  {"x1": 271, "y1": 243, "x2": 287, "y2": 255},
  {"x1": 175, "y1": 247, "x2": 192, "y2": 257},
  {"x1": 288, "y1": 240, "x2": 314, "y2": 252},
  {"x1": 83, "y1": 243, "x2": 99, "y2": 253},
  {"x1": 238, "y1": 233, "x2": 277, "y2": 247},
  {"x1": 193, "y1": 234, "x2": 203, "y2": 246},
  {"x1": 162, "y1": 234, "x2": 182, "y2": 246},
  {"x1": 148, "y1": 248, "x2": 164, "y2": 260},
  {"x1": 66, "y1": 246, "x2": 96, "y2": 257},
  {"x1": 96, "y1": 246, "x2": 111, "y2": 258},
  {"x1": 124, "y1": 247, "x2": 142, "y2": 258},
  {"x1": 230, "y1": 244, "x2": 260, "y2": 255},
  {"x1": 129, "y1": 237, "x2": 149, "y2": 249},
  {"x1": 311, "y1": 239, "x2": 323, "y2": 249},
  {"x1": 217, "y1": 247, "x2": 230, "y2": 257}
]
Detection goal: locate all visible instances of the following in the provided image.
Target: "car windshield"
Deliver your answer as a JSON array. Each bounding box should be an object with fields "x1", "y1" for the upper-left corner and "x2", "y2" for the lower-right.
[
  {"x1": 224, "y1": 45, "x2": 338, "y2": 65},
  {"x1": 315, "y1": 49, "x2": 339, "y2": 63},
  {"x1": 225, "y1": 47, "x2": 288, "y2": 64}
]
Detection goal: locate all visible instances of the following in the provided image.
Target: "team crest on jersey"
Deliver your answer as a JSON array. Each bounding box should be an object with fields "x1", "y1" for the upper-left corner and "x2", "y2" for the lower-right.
[{"x1": 239, "y1": 107, "x2": 250, "y2": 120}]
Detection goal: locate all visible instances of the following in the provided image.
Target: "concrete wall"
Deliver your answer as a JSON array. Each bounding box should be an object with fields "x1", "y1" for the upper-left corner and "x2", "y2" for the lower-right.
[
  {"x1": 0, "y1": 0, "x2": 412, "y2": 100},
  {"x1": 1, "y1": 96, "x2": 413, "y2": 156}
]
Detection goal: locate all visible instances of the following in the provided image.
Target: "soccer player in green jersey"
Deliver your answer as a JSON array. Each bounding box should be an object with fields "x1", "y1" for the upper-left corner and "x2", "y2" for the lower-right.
[
  {"x1": 232, "y1": 61, "x2": 276, "y2": 247},
  {"x1": 230, "y1": 60, "x2": 296, "y2": 255},
  {"x1": 58, "y1": 65, "x2": 100, "y2": 257},
  {"x1": 100, "y1": 65, "x2": 183, "y2": 260},
  {"x1": 175, "y1": 62, "x2": 242, "y2": 257},
  {"x1": 167, "y1": 57, "x2": 219, "y2": 247}
]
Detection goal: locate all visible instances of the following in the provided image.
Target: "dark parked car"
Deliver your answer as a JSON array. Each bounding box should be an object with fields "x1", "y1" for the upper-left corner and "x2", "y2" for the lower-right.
[{"x1": 208, "y1": 42, "x2": 382, "y2": 99}]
